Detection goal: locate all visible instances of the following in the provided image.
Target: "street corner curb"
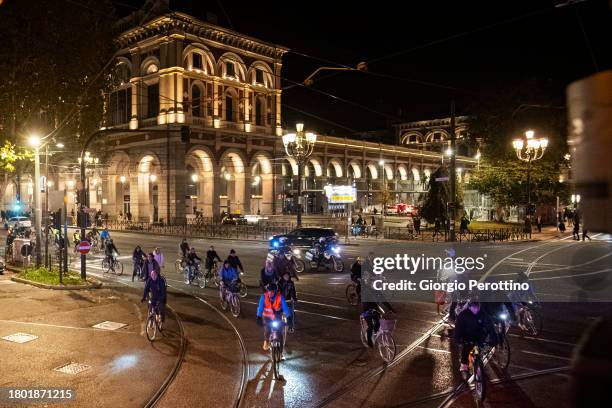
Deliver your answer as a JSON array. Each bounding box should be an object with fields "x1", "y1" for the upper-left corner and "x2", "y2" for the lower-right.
[{"x1": 10, "y1": 276, "x2": 103, "y2": 290}]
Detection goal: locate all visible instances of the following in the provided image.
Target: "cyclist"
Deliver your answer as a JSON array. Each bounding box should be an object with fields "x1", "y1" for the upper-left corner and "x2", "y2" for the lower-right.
[
  {"x1": 279, "y1": 270, "x2": 298, "y2": 333},
  {"x1": 185, "y1": 247, "x2": 202, "y2": 282},
  {"x1": 361, "y1": 301, "x2": 394, "y2": 348},
  {"x1": 179, "y1": 238, "x2": 190, "y2": 258},
  {"x1": 99, "y1": 228, "x2": 110, "y2": 248},
  {"x1": 256, "y1": 283, "x2": 292, "y2": 351},
  {"x1": 140, "y1": 267, "x2": 167, "y2": 323},
  {"x1": 220, "y1": 259, "x2": 240, "y2": 288},
  {"x1": 227, "y1": 249, "x2": 245, "y2": 275},
  {"x1": 205, "y1": 245, "x2": 222, "y2": 275},
  {"x1": 454, "y1": 300, "x2": 497, "y2": 380},
  {"x1": 350, "y1": 257, "x2": 362, "y2": 297},
  {"x1": 144, "y1": 252, "x2": 161, "y2": 281},
  {"x1": 260, "y1": 259, "x2": 278, "y2": 291},
  {"x1": 132, "y1": 245, "x2": 147, "y2": 281},
  {"x1": 104, "y1": 239, "x2": 120, "y2": 270},
  {"x1": 153, "y1": 247, "x2": 165, "y2": 269}
]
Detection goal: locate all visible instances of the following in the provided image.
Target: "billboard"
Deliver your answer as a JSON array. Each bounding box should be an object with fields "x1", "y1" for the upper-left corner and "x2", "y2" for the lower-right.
[{"x1": 324, "y1": 185, "x2": 357, "y2": 204}]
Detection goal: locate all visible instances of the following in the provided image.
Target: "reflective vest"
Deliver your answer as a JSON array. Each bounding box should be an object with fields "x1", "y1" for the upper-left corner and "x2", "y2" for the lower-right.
[{"x1": 263, "y1": 293, "x2": 282, "y2": 320}]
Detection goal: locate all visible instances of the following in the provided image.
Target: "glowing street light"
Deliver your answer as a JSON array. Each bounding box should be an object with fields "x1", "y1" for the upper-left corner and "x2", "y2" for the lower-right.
[
  {"x1": 191, "y1": 174, "x2": 199, "y2": 182},
  {"x1": 28, "y1": 134, "x2": 42, "y2": 267},
  {"x1": 149, "y1": 174, "x2": 157, "y2": 183},
  {"x1": 119, "y1": 176, "x2": 126, "y2": 184},
  {"x1": 283, "y1": 122, "x2": 317, "y2": 227},
  {"x1": 512, "y1": 130, "x2": 549, "y2": 218}
]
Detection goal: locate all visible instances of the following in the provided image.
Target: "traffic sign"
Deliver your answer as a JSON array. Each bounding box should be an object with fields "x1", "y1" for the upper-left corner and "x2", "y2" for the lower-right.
[
  {"x1": 78, "y1": 240, "x2": 91, "y2": 255},
  {"x1": 435, "y1": 176, "x2": 450, "y2": 182}
]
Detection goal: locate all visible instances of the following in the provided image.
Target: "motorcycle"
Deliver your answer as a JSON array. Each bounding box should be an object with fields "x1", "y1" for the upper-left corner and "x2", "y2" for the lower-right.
[
  {"x1": 268, "y1": 248, "x2": 305, "y2": 278},
  {"x1": 303, "y1": 244, "x2": 344, "y2": 273}
]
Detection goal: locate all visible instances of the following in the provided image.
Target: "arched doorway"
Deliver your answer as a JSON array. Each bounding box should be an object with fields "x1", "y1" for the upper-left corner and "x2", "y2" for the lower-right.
[
  {"x1": 186, "y1": 149, "x2": 215, "y2": 217},
  {"x1": 250, "y1": 153, "x2": 272, "y2": 214},
  {"x1": 219, "y1": 151, "x2": 245, "y2": 214}
]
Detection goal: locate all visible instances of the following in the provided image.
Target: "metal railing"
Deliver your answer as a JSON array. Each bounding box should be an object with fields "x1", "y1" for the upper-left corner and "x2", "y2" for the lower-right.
[{"x1": 383, "y1": 227, "x2": 531, "y2": 242}]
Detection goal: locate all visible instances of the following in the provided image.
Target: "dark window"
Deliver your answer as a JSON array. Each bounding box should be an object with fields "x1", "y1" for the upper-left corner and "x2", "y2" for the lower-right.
[
  {"x1": 226, "y1": 61, "x2": 235, "y2": 77},
  {"x1": 225, "y1": 95, "x2": 234, "y2": 121},
  {"x1": 255, "y1": 98, "x2": 263, "y2": 126},
  {"x1": 255, "y1": 69, "x2": 264, "y2": 84},
  {"x1": 192, "y1": 53, "x2": 203, "y2": 70},
  {"x1": 147, "y1": 83, "x2": 159, "y2": 119},
  {"x1": 192, "y1": 86, "x2": 201, "y2": 117},
  {"x1": 108, "y1": 88, "x2": 131, "y2": 126}
]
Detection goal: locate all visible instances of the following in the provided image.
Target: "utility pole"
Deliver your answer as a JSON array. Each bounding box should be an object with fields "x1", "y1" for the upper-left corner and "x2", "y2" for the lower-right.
[{"x1": 449, "y1": 101, "x2": 457, "y2": 242}]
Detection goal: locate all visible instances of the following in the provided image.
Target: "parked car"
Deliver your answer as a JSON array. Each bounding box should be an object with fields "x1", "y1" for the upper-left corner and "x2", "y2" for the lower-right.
[
  {"x1": 6, "y1": 216, "x2": 31, "y2": 229},
  {"x1": 221, "y1": 214, "x2": 248, "y2": 225},
  {"x1": 269, "y1": 227, "x2": 338, "y2": 250}
]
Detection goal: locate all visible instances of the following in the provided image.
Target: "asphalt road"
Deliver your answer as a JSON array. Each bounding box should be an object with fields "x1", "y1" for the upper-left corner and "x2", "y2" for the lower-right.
[{"x1": 12, "y1": 229, "x2": 612, "y2": 407}]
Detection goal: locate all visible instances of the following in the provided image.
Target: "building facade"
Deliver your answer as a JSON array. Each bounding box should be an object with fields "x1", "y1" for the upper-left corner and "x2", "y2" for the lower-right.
[{"x1": 1, "y1": 11, "x2": 489, "y2": 223}]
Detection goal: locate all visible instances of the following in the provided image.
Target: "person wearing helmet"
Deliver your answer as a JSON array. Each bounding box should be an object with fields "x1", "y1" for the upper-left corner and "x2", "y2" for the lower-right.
[
  {"x1": 256, "y1": 282, "x2": 292, "y2": 351},
  {"x1": 454, "y1": 300, "x2": 497, "y2": 380}
]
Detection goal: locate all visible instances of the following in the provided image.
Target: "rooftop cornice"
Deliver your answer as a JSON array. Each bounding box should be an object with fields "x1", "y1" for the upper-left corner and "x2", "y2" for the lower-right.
[{"x1": 116, "y1": 12, "x2": 289, "y2": 60}]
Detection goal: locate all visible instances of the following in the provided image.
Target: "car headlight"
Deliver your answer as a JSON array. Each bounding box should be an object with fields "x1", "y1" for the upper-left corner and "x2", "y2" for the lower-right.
[{"x1": 268, "y1": 236, "x2": 274, "y2": 240}]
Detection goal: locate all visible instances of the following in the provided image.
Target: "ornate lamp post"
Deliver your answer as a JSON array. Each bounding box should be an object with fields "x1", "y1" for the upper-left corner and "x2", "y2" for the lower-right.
[
  {"x1": 282, "y1": 123, "x2": 317, "y2": 227},
  {"x1": 512, "y1": 130, "x2": 548, "y2": 217}
]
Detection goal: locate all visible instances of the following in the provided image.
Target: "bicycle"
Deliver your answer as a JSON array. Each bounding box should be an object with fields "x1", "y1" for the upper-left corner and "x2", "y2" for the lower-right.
[
  {"x1": 132, "y1": 261, "x2": 146, "y2": 281},
  {"x1": 466, "y1": 342, "x2": 487, "y2": 402},
  {"x1": 184, "y1": 262, "x2": 200, "y2": 285},
  {"x1": 345, "y1": 281, "x2": 360, "y2": 306},
  {"x1": 492, "y1": 313, "x2": 511, "y2": 370},
  {"x1": 174, "y1": 254, "x2": 186, "y2": 274},
  {"x1": 268, "y1": 318, "x2": 286, "y2": 380},
  {"x1": 145, "y1": 300, "x2": 164, "y2": 342},
  {"x1": 219, "y1": 282, "x2": 241, "y2": 318},
  {"x1": 360, "y1": 314, "x2": 397, "y2": 363},
  {"x1": 102, "y1": 254, "x2": 123, "y2": 275},
  {"x1": 516, "y1": 301, "x2": 543, "y2": 337}
]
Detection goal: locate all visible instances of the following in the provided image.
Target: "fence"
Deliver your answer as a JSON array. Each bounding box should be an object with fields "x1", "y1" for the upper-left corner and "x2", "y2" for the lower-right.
[{"x1": 383, "y1": 227, "x2": 531, "y2": 242}]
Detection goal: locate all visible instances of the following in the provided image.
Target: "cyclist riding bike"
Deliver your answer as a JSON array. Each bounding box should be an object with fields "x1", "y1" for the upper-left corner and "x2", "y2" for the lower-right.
[
  {"x1": 220, "y1": 259, "x2": 241, "y2": 292},
  {"x1": 99, "y1": 228, "x2": 110, "y2": 248},
  {"x1": 279, "y1": 270, "x2": 298, "y2": 333},
  {"x1": 185, "y1": 247, "x2": 202, "y2": 282},
  {"x1": 227, "y1": 249, "x2": 245, "y2": 275},
  {"x1": 104, "y1": 239, "x2": 119, "y2": 266},
  {"x1": 205, "y1": 245, "x2": 222, "y2": 274},
  {"x1": 361, "y1": 301, "x2": 394, "y2": 347},
  {"x1": 132, "y1": 245, "x2": 146, "y2": 282},
  {"x1": 140, "y1": 268, "x2": 167, "y2": 323},
  {"x1": 260, "y1": 259, "x2": 278, "y2": 291},
  {"x1": 350, "y1": 257, "x2": 362, "y2": 296},
  {"x1": 179, "y1": 238, "x2": 190, "y2": 258},
  {"x1": 454, "y1": 300, "x2": 497, "y2": 380},
  {"x1": 256, "y1": 283, "x2": 293, "y2": 351}
]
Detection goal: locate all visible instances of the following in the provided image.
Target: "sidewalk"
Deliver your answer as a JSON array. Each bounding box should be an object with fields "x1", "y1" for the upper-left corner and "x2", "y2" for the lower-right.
[{"x1": 0, "y1": 270, "x2": 181, "y2": 408}]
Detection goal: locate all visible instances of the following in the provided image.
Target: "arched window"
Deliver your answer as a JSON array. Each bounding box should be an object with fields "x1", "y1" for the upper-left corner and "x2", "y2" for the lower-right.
[
  {"x1": 225, "y1": 94, "x2": 234, "y2": 122},
  {"x1": 192, "y1": 85, "x2": 201, "y2": 117},
  {"x1": 255, "y1": 97, "x2": 264, "y2": 126},
  {"x1": 145, "y1": 63, "x2": 158, "y2": 75}
]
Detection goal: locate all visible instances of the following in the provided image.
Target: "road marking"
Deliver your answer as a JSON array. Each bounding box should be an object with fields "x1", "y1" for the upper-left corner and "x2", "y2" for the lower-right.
[
  {"x1": 0, "y1": 319, "x2": 137, "y2": 334},
  {"x1": 529, "y1": 267, "x2": 612, "y2": 281},
  {"x1": 522, "y1": 350, "x2": 571, "y2": 361},
  {"x1": 416, "y1": 345, "x2": 451, "y2": 354},
  {"x1": 508, "y1": 333, "x2": 576, "y2": 347},
  {"x1": 2, "y1": 332, "x2": 38, "y2": 344}
]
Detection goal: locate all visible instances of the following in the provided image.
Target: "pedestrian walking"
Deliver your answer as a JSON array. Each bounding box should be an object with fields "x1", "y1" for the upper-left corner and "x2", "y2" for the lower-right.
[
  {"x1": 414, "y1": 216, "x2": 421, "y2": 234},
  {"x1": 536, "y1": 215, "x2": 542, "y2": 233},
  {"x1": 433, "y1": 217, "x2": 441, "y2": 241},
  {"x1": 582, "y1": 229, "x2": 591, "y2": 241},
  {"x1": 573, "y1": 212, "x2": 581, "y2": 240}
]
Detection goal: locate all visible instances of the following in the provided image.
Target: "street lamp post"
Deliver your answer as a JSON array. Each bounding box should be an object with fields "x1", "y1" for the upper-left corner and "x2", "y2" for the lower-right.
[
  {"x1": 283, "y1": 123, "x2": 317, "y2": 227},
  {"x1": 28, "y1": 136, "x2": 42, "y2": 268},
  {"x1": 512, "y1": 130, "x2": 549, "y2": 219}
]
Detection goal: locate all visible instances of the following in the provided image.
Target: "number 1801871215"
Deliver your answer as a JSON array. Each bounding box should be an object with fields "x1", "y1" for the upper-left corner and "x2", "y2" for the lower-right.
[{"x1": 1, "y1": 388, "x2": 75, "y2": 401}]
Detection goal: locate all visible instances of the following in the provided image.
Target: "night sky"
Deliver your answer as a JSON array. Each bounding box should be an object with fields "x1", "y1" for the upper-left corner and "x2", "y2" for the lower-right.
[{"x1": 116, "y1": 0, "x2": 611, "y2": 136}]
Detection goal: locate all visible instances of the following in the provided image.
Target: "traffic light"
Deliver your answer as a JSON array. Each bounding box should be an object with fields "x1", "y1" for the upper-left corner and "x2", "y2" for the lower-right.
[{"x1": 181, "y1": 125, "x2": 190, "y2": 144}]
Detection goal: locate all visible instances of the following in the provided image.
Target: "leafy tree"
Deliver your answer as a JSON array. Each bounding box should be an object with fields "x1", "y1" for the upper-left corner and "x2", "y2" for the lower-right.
[{"x1": 419, "y1": 167, "x2": 449, "y2": 223}]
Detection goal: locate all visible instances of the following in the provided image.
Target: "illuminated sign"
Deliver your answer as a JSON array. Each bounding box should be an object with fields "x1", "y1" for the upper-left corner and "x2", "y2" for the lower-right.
[{"x1": 324, "y1": 185, "x2": 356, "y2": 204}]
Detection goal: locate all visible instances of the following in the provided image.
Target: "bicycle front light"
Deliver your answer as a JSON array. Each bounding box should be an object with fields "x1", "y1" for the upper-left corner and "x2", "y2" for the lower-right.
[
  {"x1": 271, "y1": 321, "x2": 279, "y2": 329},
  {"x1": 499, "y1": 313, "x2": 508, "y2": 320},
  {"x1": 332, "y1": 246, "x2": 340, "y2": 253}
]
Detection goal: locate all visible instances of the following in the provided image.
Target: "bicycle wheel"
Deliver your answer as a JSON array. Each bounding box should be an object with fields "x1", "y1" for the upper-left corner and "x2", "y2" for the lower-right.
[
  {"x1": 376, "y1": 332, "x2": 396, "y2": 363},
  {"x1": 523, "y1": 307, "x2": 543, "y2": 337},
  {"x1": 332, "y1": 256, "x2": 344, "y2": 273},
  {"x1": 346, "y1": 284, "x2": 359, "y2": 306},
  {"x1": 472, "y1": 357, "x2": 486, "y2": 402},
  {"x1": 102, "y1": 259, "x2": 110, "y2": 273},
  {"x1": 220, "y1": 292, "x2": 229, "y2": 311},
  {"x1": 494, "y1": 336, "x2": 511, "y2": 370},
  {"x1": 184, "y1": 268, "x2": 191, "y2": 285},
  {"x1": 146, "y1": 315, "x2": 157, "y2": 341},
  {"x1": 293, "y1": 259, "x2": 305, "y2": 273},
  {"x1": 360, "y1": 320, "x2": 369, "y2": 348},
  {"x1": 271, "y1": 345, "x2": 280, "y2": 380},
  {"x1": 230, "y1": 294, "x2": 241, "y2": 318},
  {"x1": 174, "y1": 259, "x2": 183, "y2": 274},
  {"x1": 197, "y1": 272, "x2": 206, "y2": 289},
  {"x1": 239, "y1": 282, "x2": 247, "y2": 298},
  {"x1": 115, "y1": 261, "x2": 124, "y2": 276},
  {"x1": 156, "y1": 313, "x2": 164, "y2": 332}
]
